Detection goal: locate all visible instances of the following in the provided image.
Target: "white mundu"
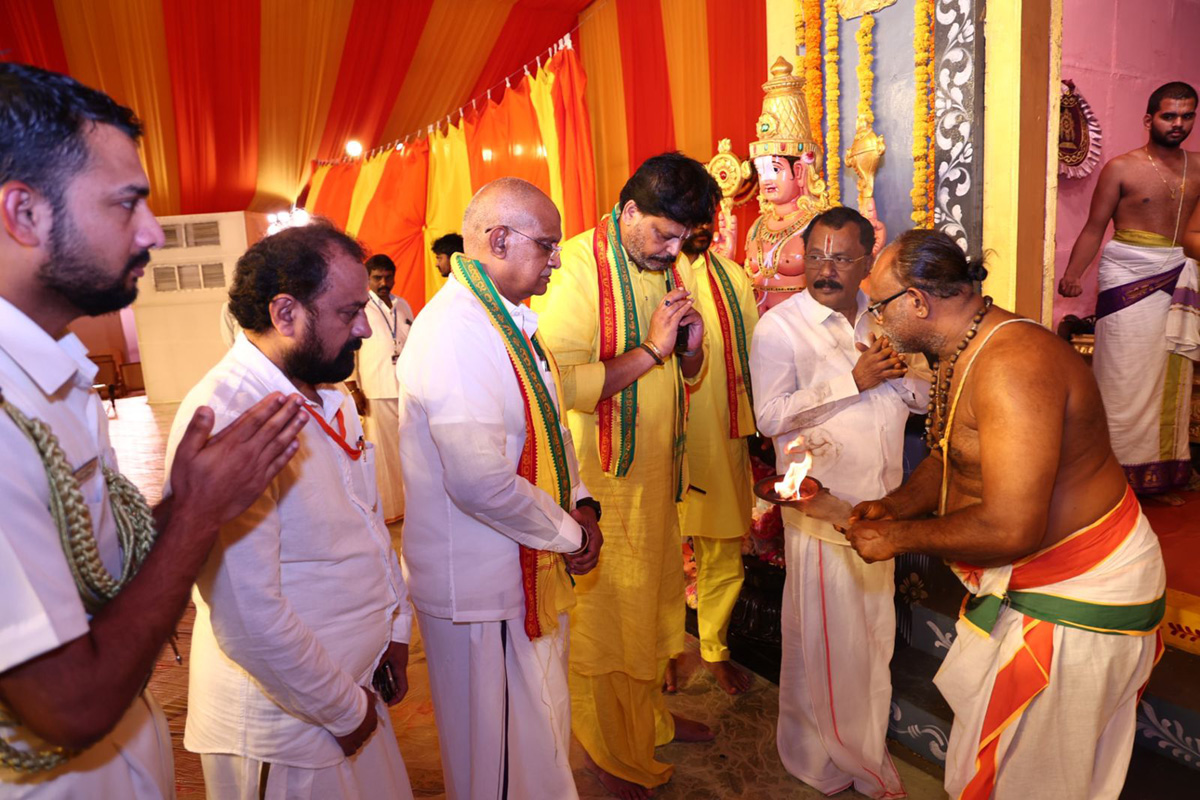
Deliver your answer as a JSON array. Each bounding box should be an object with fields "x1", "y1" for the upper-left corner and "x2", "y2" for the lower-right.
[
  {"x1": 1093, "y1": 238, "x2": 1199, "y2": 494},
  {"x1": 357, "y1": 290, "x2": 414, "y2": 523},
  {"x1": 751, "y1": 289, "x2": 927, "y2": 800},
  {"x1": 166, "y1": 334, "x2": 414, "y2": 800},
  {"x1": 398, "y1": 275, "x2": 589, "y2": 800},
  {"x1": 0, "y1": 297, "x2": 174, "y2": 799}
]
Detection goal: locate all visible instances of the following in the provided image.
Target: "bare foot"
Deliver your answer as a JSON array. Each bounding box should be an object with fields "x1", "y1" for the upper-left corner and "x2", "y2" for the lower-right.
[
  {"x1": 705, "y1": 660, "x2": 751, "y2": 695},
  {"x1": 662, "y1": 657, "x2": 678, "y2": 694},
  {"x1": 583, "y1": 749, "x2": 655, "y2": 799},
  {"x1": 1144, "y1": 492, "x2": 1186, "y2": 506},
  {"x1": 671, "y1": 713, "x2": 715, "y2": 742}
]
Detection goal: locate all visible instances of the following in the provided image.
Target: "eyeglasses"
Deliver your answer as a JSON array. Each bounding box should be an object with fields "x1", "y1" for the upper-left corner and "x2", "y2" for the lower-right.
[
  {"x1": 485, "y1": 225, "x2": 562, "y2": 255},
  {"x1": 804, "y1": 253, "x2": 868, "y2": 269},
  {"x1": 867, "y1": 288, "x2": 908, "y2": 321}
]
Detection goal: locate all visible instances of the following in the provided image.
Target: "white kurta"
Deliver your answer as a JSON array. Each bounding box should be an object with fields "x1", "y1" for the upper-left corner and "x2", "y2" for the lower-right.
[
  {"x1": 357, "y1": 291, "x2": 413, "y2": 522},
  {"x1": 750, "y1": 289, "x2": 927, "y2": 799},
  {"x1": 397, "y1": 275, "x2": 589, "y2": 799},
  {"x1": 0, "y1": 297, "x2": 173, "y2": 799},
  {"x1": 165, "y1": 334, "x2": 413, "y2": 794}
]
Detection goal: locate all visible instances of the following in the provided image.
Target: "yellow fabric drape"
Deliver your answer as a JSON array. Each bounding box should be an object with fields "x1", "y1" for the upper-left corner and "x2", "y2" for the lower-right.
[
  {"x1": 579, "y1": 0, "x2": 630, "y2": 216},
  {"x1": 252, "y1": 0, "x2": 354, "y2": 212},
  {"x1": 660, "y1": 0, "x2": 714, "y2": 162},
  {"x1": 379, "y1": 0, "x2": 517, "y2": 145},
  {"x1": 304, "y1": 163, "x2": 333, "y2": 212},
  {"x1": 529, "y1": 66, "x2": 565, "y2": 227},
  {"x1": 424, "y1": 122, "x2": 473, "y2": 300},
  {"x1": 54, "y1": 0, "x2": 181, "y2": 216},
  {"x1": 344, "y1": 149, "x2": 392, "y2": 237}
]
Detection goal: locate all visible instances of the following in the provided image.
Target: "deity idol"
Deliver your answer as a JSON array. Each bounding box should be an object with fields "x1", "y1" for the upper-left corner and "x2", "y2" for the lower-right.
[{"x1": 714, "y1": 57, "x2": 829, "y2": 312}]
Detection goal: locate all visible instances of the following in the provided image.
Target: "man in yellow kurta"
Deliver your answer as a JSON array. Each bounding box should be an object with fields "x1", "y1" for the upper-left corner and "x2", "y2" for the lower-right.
[
  {"x1": 672, "y1": 220, "x2": 759, "y2": 696},
  {"x1": 533, "y1": 153, "x2": 721, "y2": 798}
]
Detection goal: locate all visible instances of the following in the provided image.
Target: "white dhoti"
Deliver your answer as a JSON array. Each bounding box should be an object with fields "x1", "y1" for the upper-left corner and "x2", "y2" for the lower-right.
[
  {"x1": 935, "y1": 607, "x2": 1159, "y2": 800},
  {"x1": 935, "y1": 488, "x2": 1166, "y2": 800},
  {"x1": 417, "y1": 610, "x2": 577, "y2": 800},
  {"x1": 362, "y1": 397, "x2": 404, "y2": 522},
  {"x1": 1093, "y1": 238, "x2": 1199, "y2": 493},
  {"x1": 777, "y1": 524, "x2": 905, "y2": 799},
  {"x1": 199, "y1": 695, "x2": 413, "y2": 800}
]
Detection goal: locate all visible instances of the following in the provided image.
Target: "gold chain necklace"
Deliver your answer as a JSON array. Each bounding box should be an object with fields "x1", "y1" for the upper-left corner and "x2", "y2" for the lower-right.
[{"x1": 1145, "y1": 147, "x2": 1187, "y2": 200}]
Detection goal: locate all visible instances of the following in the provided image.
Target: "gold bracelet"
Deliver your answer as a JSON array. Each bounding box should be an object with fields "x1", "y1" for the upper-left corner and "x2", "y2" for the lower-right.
[{"x1": 640, "y1": 341, "x2": 665, "y2": 365}]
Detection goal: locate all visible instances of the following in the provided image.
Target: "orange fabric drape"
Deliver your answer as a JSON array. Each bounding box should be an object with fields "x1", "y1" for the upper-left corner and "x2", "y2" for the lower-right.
[
  {"x1": 345, "y1": 150, "x2": 392, "y2": 237},
  {"x1": 467, "y1": 0, "x2": 592, "y2": 101},
  {"x1": 309, "y1": 161, "x2": 361, "y2": 230},
  {"x1": 252, "y1": 0, "x2": 355, "y2": 212},
  {"x1": 356, "y1": 140, "x2": 430, "y2": 314},
  {"x1": 162, "y1": 0, "x2": 260, "y2": 214},
  {"x1": 0, "y1": 1, "x2": 69, "y2": 74},
  {"x1": 466, "y1": 80, "x2": 551, "y2": 195},
  {"x1": 379, "y1": 0, "x2": 516, "y2": 146},
  {"x1": 660, "y1": 0, "x2": 713, "y2": 163},
  {"x1": 53, "y1": 0, "x2": 182, "y2": 215},
  {"x1": 578, "y1": 0, "x2": 629, "y2": 217},
  {"x1": 707, "y1": 0, "x2": 767, "y2": 261},
  {"x1": 317, "y1": 0, "x2": 434, "y2": 162},
  {"x1": 548, "y1": 48, "x2": 597, "y2": 237},
  {"x1": 615, "y1": 0, "x2": 675, "y2": 170}
]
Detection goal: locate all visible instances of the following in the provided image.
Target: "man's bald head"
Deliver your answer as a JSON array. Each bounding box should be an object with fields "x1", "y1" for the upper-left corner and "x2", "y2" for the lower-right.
[
  {"x1": 463, "y1": 177, "x2": 560, "y2": 255},
  {"x1": 460, "y1": 177, "x2": 563, "y2": 303}
]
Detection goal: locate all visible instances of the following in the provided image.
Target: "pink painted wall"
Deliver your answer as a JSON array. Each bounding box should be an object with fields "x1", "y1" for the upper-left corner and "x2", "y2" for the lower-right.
[{"x1": 1053, "y1": 0, "x2": 1200, "y2": 327}]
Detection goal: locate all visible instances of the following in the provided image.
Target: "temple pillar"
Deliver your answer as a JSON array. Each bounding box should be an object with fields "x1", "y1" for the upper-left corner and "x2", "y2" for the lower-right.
[{"x1": 981, "y1": 0, "x2": 1063, "y2": 320}]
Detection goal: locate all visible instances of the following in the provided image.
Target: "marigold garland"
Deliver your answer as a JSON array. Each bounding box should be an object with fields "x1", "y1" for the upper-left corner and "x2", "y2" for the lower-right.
[
  {"x1": 926, "y1": 14, "x2": 937, "y2": 223},
  {"x1": 803, "y1": 0, "x2": 824, "y2": 161},
  {"x1": 824, "y1": 0, "x2": 841, "y2": 205},
  {"x1": 855, "y1": 13, "x2": 875, "y2": 126},
  {"x1": 911, "y1": 0, "x2": 935, "y2": 227}
]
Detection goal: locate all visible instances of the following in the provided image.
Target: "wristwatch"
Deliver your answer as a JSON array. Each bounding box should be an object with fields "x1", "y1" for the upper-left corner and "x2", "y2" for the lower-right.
[{"x1": 575, "y1": 496, "x2": 602, "y2": 522}]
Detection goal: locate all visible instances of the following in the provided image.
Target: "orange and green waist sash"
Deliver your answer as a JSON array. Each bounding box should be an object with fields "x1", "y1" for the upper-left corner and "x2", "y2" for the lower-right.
[
  {"x1": 954, "y1": 486, "x2": 1165, "y2": 636},
  {"x1": 952, "y1": 485, "x2": 1165, "y2": 800}
]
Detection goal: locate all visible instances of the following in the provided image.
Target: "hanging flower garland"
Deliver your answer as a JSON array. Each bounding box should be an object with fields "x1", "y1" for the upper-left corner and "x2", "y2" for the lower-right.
[
  {"x1": 855, "y1": 13, "x2": 875, "y2": 125},
  {"x1": 803, "y1": 0, "x2": 824, "y2": 161},
  {"x1": 926, "y1": 12, "x2": 937, "y2": 223},
  {"x1": 911, "y1": 0, "x2": 935, "y2": 227},
  {"x1": 824, "y1": 0, "x2": 841, "y2": 205}
]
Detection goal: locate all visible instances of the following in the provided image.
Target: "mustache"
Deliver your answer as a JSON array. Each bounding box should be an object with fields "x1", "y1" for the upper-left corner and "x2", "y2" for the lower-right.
[
  {"x1": 812, "y1": 278, "x2": 843, "y2": 291},
  {"x1": 126, "y1": 250, "x2": 151, "y2": 272}
]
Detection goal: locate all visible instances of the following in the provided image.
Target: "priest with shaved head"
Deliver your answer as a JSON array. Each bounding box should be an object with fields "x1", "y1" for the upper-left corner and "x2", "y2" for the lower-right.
[{"x1": 397, "y1": 177, "x2": 604, "y2": 800}]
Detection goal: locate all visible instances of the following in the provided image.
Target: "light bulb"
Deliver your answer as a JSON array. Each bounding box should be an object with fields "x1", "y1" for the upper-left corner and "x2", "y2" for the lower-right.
[{"x1": 345, "y1": 140, "x2": 363, "y2": 158}]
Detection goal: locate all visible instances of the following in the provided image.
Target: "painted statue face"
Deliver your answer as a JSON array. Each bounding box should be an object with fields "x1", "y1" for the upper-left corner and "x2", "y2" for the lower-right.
[{"x1": 755, "y1": 155, "x2": 806, "y2": 206}]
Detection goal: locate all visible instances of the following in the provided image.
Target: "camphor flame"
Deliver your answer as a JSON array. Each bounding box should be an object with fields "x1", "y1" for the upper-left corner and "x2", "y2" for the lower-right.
[{"x1": 774, "y1": 449, "x2": 813, "y2": 500}]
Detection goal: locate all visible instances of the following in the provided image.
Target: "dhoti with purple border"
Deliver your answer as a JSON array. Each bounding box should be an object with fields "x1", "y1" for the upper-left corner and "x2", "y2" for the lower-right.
[{"x1": 1092, "y1": 234, "x2": 1200, "y2": 494}]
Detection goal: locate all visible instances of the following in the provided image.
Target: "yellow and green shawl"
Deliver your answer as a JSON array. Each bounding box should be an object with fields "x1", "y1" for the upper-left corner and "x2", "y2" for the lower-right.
[
  {"x1": 451, "y1": 254, "x2": 575, "y2": 639},
  {"x1": 592, "y1": 206, "x2": 689, "y2": 500}
]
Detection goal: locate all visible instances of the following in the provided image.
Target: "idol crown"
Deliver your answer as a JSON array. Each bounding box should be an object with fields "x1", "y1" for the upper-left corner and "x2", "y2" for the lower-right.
[{"x1": 750, "y1": 57, "x2": 821, "y2": 161}]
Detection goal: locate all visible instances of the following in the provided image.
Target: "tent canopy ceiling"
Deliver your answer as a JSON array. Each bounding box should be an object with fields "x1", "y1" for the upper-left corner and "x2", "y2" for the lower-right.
[{"x1": 0, "y1": 0, "x2": 593, "y2": 217}]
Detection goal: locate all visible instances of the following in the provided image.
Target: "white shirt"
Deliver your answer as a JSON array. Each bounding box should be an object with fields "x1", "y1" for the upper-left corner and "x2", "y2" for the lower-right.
[
  {"x1": 166, "y1": 333, "x2": 413, "y2": 768},
  {"x1": 357, "y1": 292, "x2": 413, "y2": 399},
  {"x1": 750, "y1": 290, "x2": 929, "y2": 514},
  {"x1": 0, "y1": 297, "x2": 168, "y2": 797},
  {"x1": 397, "y1": 276, "x2": 588, "y2": 622}
]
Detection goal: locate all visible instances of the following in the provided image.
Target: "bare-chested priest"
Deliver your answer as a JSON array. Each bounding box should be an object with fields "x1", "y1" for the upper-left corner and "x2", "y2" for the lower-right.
[
  {"x1": 850, "y1": 229, "x2": 1166, "y2": 800},
  {"x1": 1059, "y1": 81, "x2": 1200, "y2": 498}
]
